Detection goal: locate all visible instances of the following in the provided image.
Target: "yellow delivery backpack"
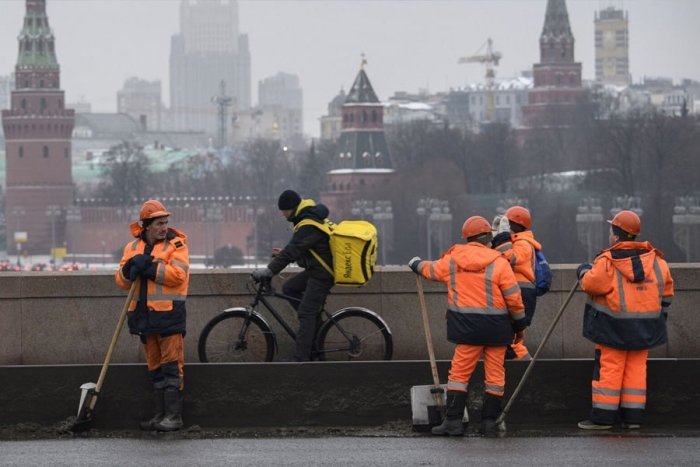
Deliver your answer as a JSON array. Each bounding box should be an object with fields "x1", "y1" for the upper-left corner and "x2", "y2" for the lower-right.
[{"x1": 295, "y1": 219, "x2": 378, "y2": 286}]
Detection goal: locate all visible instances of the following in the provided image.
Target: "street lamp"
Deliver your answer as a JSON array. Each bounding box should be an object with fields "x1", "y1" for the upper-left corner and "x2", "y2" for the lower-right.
[
  {"x1": 45, "y1": 205, "x2": 62, "y2": 265},
  {"x1": 207, "y1": 205, "x2": 224, "y2": 267},
  {"x1": 11, "y1": 206, "x2": 26, "y2": 267},
  {"x1": 246, "y1": 205, "x2": 265, "y2": 267},
  {"x1": 576, "y1": 198, "x2": 603, "y2": 261},
  {"x1": 373, "y1": 201, "x2": 393, "y2": 266},
  {"x1": 416, "y1": 198, "x2": 451, "y2": 259},
  {"x1": 673, "y1": 196, "x2": 700, "y2": 262}
]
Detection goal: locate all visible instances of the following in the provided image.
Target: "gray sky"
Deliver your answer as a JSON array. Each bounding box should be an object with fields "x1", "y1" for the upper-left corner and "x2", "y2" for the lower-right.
[{"x1": 1, "y1": 0, "x2": 699, "y2": 137}]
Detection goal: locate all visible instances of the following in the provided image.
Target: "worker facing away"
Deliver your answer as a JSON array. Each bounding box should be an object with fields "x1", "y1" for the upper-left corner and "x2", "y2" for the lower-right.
[
  {"x1": 576, "y1": 210, "x2": 673, "y2": 430},
  {"x1": 409, "y1": 216, "x2": 527, "y2": 437},
  {"x1": 251, "y1": 189, "x2": 334, "y2": 362},
  {"x1": 115, "y1": 199, "x2": 190, "y2": 432},
  {"x1": 491, "y1": 206, "x2": 542, "y2": 361}
]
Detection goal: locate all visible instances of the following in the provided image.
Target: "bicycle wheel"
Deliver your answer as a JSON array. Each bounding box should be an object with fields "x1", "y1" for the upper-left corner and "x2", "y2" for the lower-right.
[
  {"x1": 198, "y1": 308, "x2": 275, "y2": 362},
  {"x1": 315, "y1": 307, "x2": 393, "y2": 361}
]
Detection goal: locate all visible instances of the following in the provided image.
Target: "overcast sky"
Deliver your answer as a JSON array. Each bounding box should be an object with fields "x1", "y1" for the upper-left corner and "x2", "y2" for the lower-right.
[{"x1": 1, "y1": 0, "x2": 699, "y2": 137}]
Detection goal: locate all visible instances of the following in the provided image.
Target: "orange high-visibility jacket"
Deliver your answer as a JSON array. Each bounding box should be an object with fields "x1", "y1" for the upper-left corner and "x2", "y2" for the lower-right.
[
  {"x1": 581, "y1": 241, "x2": 673, "y2": 350},
  {"x1": 494, "y1": 230, "x2": 541, "y2": 289},
  {"x1": 115, "y1": 224, "x2": 190, "y2": 336},
  {"x1": 418, "y1": 242, "x2": 526, "y2": 346}
]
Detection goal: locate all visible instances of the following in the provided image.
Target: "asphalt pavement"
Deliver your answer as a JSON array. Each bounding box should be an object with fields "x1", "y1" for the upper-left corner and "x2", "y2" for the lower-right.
[{"x1": 2, "y1": 436, "x2": 700, "y2": 466}]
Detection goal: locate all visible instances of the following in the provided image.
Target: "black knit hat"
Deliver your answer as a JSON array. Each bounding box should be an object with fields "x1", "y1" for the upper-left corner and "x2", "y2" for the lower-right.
[{"x1": 278, "y1": 189, "x2": 302, "y2": 210}]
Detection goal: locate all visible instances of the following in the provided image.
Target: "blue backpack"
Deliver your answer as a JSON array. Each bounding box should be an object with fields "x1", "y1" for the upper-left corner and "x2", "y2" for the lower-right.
[{"x1": 534, "y1": 250, "x2": 552, "y2": 296}]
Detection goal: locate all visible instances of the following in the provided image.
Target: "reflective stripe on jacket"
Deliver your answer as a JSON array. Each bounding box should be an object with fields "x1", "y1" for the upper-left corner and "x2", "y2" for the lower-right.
[
  {"x1": 115, "y1": 226, "x2": 190, "y2": 335},
  {"x1": 580, "y1": 241, "x2": 673, "y2": 350},
  {"x1": 418, "y1": 242, "x2": 526, "y2": 346}
]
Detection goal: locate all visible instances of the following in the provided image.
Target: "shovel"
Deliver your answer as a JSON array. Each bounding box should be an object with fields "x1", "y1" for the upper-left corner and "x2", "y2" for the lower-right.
[
  {"x1": 495, "y1": 280, "x2": 579, "y2": 428},
  {"x1": 71, "y1": 279, "x2": 139, "y2": 431},
  {"x1": 411, "y1": 275, "x2": 462, "y2": 430}
]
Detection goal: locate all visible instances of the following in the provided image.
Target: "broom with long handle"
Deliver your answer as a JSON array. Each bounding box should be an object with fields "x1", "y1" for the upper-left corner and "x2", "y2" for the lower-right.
[{"x1": 496, "y1": 280, "x2": 579, "y2": 426}]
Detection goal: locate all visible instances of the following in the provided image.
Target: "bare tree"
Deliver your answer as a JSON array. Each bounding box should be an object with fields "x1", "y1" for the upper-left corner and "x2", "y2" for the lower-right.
[{"x1": 97, "y1": 141, "x2": 151, "y2": 204}]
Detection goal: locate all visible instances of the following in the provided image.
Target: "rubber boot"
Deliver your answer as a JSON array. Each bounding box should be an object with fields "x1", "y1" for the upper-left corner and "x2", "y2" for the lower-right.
[
  {"x1": 139, "y1": 388, "x2": 165, "y2": 431},
  {"x1": 154, "y1": 389, "x2": 183, "y2": 432},
  {"x1": 431, "y1": 391, "x2": 467, "y2": 436},
  {"x1": 479, "y1": 393, "x2": 503, "y2": 437}
]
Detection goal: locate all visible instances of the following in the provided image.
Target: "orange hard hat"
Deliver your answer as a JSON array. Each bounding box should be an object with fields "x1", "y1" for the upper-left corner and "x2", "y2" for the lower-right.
[
  {"x1": 608, "y1": 210, "x2": 641, "y2": 236},
  {"x1": 505, "y1": 205, "x2": 531, "y2": 230},
  {"x1": 139, "y1": 199, "x2": 170, "y2": 221},
  {"x1": 462, "y1": 216, "x2": 492, "y2": 239}
]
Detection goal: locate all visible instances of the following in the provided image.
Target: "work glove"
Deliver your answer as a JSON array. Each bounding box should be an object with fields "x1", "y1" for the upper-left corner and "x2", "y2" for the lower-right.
[
  {"x1": 577, "y1": 262, "x2": 593, "y2": 280},
  {"x1": 491, "y1": 215, "x2": 502, "y2": 234},
  {"x1": 408, "y1": 256, "x2": 423, "y2": 274},
  {"x1": 251, "y1": 267, "x2": 273, "y2": 282},
  {"x1": 128, "y1": 254, "x2": 153, "y2": 281},
  {"x1": 496, "y1": 216, "x2": 510, "y2": 234}
]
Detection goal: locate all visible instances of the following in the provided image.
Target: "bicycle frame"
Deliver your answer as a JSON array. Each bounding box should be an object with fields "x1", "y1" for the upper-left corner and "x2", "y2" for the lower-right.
[{"x1": 246, "y1": 279, "x2": 333, "y2": 343}]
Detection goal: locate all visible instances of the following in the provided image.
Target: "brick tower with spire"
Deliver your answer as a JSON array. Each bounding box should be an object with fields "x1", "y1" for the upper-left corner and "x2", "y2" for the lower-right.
[
  {"x1": 2, "y1": 0, "x2": 75, "y2": 255},
  {"x1": 320, "y1": 58, "x2": 394, "y2": 219},
  {"x1": 521, "y1": 0, "x2": 587, "y2": 128}
]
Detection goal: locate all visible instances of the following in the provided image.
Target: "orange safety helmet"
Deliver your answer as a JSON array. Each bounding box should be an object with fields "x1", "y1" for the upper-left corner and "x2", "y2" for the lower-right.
[
  {"x1": 462, "y1": 216, "x2": 492, "y2": 239},
  {"x1": 505, "y1": 205, "x2": 531, "y2": 230},
  {"x1": 139, "y1": 199, "x2": 170, "y2": 221},
  {"x1": 608, "y1": 210, "x2": 641, "y2": 236}
]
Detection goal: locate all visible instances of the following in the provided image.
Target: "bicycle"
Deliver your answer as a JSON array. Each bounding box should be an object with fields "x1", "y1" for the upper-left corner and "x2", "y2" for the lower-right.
[{"x1": 197, "y1": 277, "x2": 393, "y2": 362}]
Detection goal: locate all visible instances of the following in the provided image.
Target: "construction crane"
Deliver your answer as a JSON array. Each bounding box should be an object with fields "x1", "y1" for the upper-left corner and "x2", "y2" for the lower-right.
[
  {"x1": 458, "y1": 38, "x2": 502, "y2": 123},
  {"x1": 211, "y1": 80, "x2": 233, "y2": 149}
]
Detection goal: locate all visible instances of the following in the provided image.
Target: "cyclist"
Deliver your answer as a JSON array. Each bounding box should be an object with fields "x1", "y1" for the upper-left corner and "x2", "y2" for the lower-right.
[{"x1": 252, "y1": 189, "x2": 334, "y2": 362}]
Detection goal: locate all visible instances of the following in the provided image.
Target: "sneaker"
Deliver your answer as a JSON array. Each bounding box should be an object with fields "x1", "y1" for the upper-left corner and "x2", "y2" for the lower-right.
[
  {"x1": 621, "y1": 422, "x2": 641, "y2": 429},
  {"x1": 577, "y1": 419, "x2": 613, "y2": 430}
]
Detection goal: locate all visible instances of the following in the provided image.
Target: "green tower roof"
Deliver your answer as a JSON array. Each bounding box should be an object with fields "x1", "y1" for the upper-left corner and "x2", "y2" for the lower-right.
[{"x1": 16, "y1": 0, "x2": 58, "y2": 69}]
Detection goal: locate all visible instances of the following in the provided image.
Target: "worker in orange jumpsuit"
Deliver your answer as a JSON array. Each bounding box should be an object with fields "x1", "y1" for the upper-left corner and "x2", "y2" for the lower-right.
[
  {"x1": 576, "y1": 210, "x2": 673, "y2": 430},
  {"x1": 115, "y1": 200, "x2": 190, "y2": 432},
  {"x1": 491, "y1": 206, "x2": 542, "y2": 360},
  {"x1": 409, "y1": 216, "x2": 526, "y2": 436}
]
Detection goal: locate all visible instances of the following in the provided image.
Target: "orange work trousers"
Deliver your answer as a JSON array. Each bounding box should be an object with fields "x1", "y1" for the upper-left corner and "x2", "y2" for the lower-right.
[
  {"x1": 446, "y1": 344, "x2": 507, "y2": 397},
  {"x1": 591, "y1": 343, "x2": 648, "y2": 425},
  {"x1": 143, "y1": 333, "x2": 185, "y2": 390}
]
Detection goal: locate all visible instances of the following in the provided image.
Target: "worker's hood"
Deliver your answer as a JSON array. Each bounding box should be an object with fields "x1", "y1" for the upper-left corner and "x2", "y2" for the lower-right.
[
  {"x1": 604, "y1": 241, "x2": 660, "y2": 283},
  {"x1": 446, "y1": 242, "x2": 502, "y2": 271}
]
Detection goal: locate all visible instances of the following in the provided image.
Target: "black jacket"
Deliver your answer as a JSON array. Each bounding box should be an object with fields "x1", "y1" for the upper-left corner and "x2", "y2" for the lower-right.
[{"x1": 267, "y1": 200, "x2": 334, "y2": 281}]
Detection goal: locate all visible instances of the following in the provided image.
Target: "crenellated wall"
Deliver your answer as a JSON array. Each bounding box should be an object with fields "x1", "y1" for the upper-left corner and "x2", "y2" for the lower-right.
[{"x1": 1, "y1": 265, "x2": 698, "y2": 365}]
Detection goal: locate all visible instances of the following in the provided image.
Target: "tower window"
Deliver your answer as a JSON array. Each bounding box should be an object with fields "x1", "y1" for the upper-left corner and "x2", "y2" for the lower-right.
[
  {"x1": 21, "y1": 99, "x2": 27, "y2": 111},
  {"x1": 19, "y1": 146, "x2": 24, "y2": 158},
  {"x1": 41, "y1": 98, "x2": 47, "y2": 111},
  {"x1": 43, "y1": 146, "x2": 49, "y2": 158}
]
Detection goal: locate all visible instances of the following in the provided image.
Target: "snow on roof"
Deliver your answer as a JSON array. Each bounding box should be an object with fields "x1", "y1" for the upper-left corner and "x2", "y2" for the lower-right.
[
  {"x1": 465, "y1": 76, "x2": 533, "y2": 92},
  {"x1": 328, "y1": 168, "x2": 395, "y2": 175}
]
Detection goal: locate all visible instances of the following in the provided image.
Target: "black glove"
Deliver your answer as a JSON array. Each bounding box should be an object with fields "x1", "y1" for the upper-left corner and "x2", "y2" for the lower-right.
[
  {"x1": 408, "y1": 256, "x2": 422, "y2": 274},
  {"x1": 577, "y1": 262, "x2": 592, "y2": 280},
  {"x1": 251, "y1": 267, "x2": 273, "y2": 282},
  {"x1": 491, "y1": 232, "x2": 511, "y2": 248},
  {"x1": 129, "y1": 254, "x2": 153, "y2": 281}
]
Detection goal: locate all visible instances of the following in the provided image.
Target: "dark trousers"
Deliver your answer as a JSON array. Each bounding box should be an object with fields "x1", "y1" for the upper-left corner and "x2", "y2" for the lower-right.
[{"x1": 282, "y1": 270, "x2": 333, "y2": 360}]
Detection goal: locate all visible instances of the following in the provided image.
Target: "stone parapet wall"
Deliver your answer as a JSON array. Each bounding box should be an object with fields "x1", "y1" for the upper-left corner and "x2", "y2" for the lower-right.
[{"x1": 1, "y1": 265, "x2": 697, "y2": 365}]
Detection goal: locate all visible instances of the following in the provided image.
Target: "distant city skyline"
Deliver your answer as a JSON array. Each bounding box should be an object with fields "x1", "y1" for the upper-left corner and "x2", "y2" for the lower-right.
[{"x1": 1, "y1": 0, "x2": 699, "y2": 138}]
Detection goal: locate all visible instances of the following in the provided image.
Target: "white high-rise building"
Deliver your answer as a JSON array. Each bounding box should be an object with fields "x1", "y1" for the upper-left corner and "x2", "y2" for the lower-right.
[
  {"x1": 595, "y1": 4, "x2": 630, "y2": 86},
  {"x1": 170, "y1": 0, "x2": 251, "y2": 135}
]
